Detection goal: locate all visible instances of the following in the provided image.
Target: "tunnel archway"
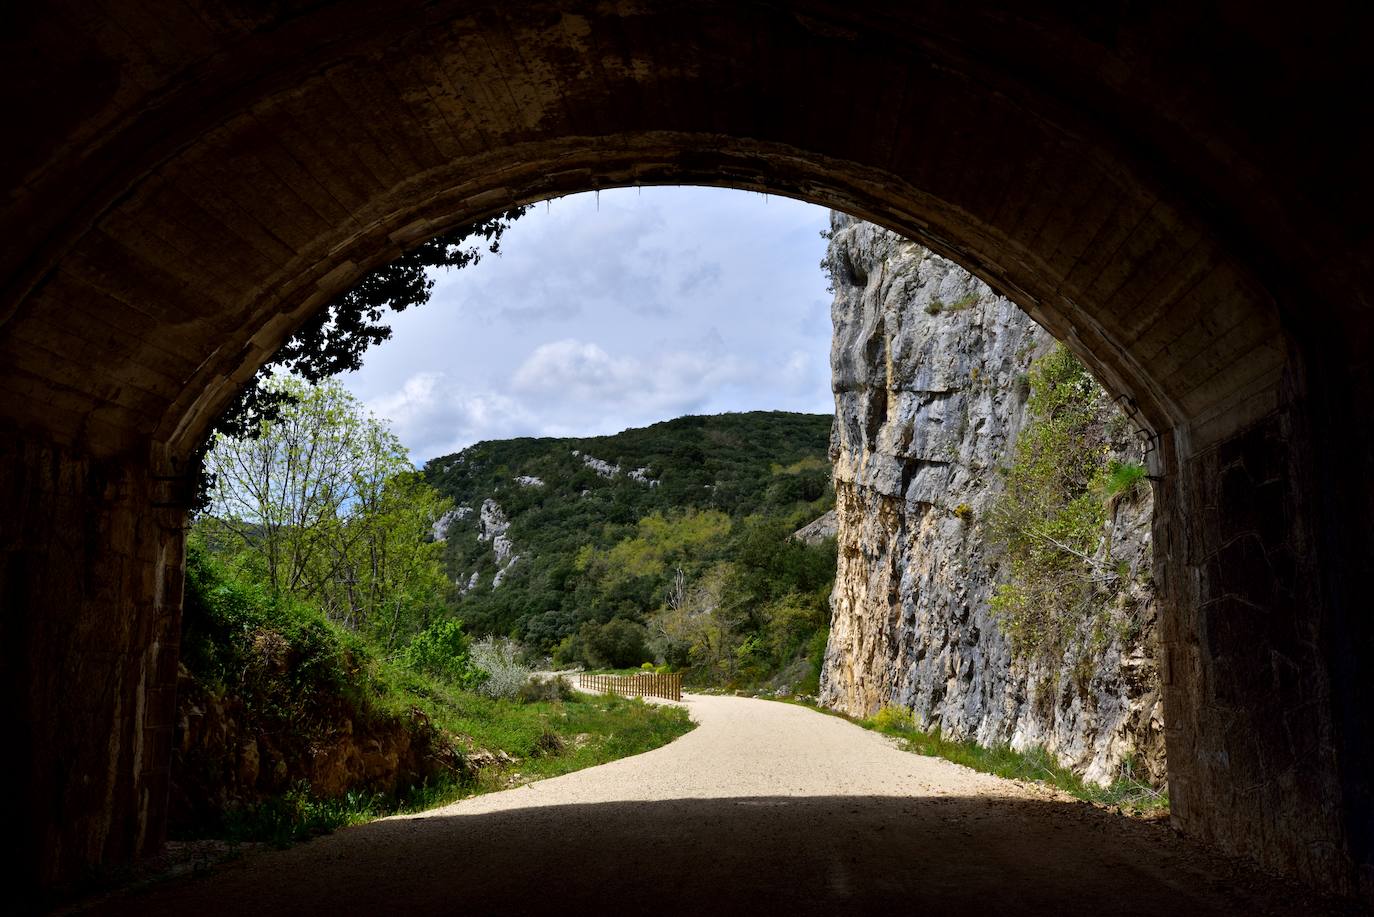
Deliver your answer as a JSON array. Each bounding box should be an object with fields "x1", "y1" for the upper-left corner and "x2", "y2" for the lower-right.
[{"x1": 2, "y1": 1, "x2": 1370, "y2": 901}]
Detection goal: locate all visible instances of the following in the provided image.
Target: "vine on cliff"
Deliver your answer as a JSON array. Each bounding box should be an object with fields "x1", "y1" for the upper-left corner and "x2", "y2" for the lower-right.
[{"x1": 988, "y1": 344, "x2": 1145, "y2": 670}]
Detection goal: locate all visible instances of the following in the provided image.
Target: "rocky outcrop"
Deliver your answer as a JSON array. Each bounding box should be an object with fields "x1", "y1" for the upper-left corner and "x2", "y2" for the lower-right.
[
  {"x1": 572, "y1": 450, "x2": 657, "y2": 486},
  {"x1": 818, "y1": 214, "x2": 1163, "y2": 786},
  {"x1": 793, "y1": 509, "x2": 839, "y2": 545},
  {"x1": 431, "y1": 505, "x2": 471, "y2": 542},
  {"x1": 169, "y1": 664, "x2": 462, "y2": 832},
  {"x1": 573, "y1": 450, "x2": 620, "y2": 478},
  {"x1": 478, "y1": 498, "x2": 518, "y2": 581}
]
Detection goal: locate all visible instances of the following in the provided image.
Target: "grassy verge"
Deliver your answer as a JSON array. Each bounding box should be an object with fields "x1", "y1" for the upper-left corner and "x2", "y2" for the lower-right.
[
  {"x1": 217, "y1": 688, "x2": 694, "y2": 847},
  {"x1": 178, "y1": 546, "x2": 697, "y2": 848},
  {"x1": 394, "y1": 673, "x2": 696, "y2": 791},
  {"x1": 774, "y1": 697, "x2": 1167, "y2": 816}
]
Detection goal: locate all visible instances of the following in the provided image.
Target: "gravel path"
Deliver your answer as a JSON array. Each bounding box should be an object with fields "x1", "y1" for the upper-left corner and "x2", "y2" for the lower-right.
[{"x1": 83, "y1": 693, "x2": 1356, "y2": 916}]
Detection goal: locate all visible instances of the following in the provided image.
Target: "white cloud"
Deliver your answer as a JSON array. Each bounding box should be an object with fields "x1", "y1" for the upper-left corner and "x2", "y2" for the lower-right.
[
  {"x1": 367, "y1": 372, "x2": 538, "y2": 459},
  {"x1": 779, "y1": 349, "x2": 813, "y2": 389},
  {"x1": 512, "y1": 337, "x2": 753, "y2": 416},
  {"x1": 344, "y1": 187, "x2": 836, "y2": 463}
]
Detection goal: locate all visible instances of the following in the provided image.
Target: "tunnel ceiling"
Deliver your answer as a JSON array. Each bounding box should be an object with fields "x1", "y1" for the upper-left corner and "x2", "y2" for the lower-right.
[{"x1": 1, "y1": 1, "x2": 1371, "y2": 465}]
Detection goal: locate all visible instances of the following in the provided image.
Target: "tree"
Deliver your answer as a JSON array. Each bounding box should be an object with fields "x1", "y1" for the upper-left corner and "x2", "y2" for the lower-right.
[
  {"x1": 582, "y1": 617, "x2": 650, "y2": 668},
  {"x1": 648, "y1": 563, "x2": 736, "y2": 677},
  {"x1": 197, "y1": 375, "x2": 451, "y2": 645},
  {"x1": 196, "y1": 207, "x2": 528, "y2": 504}
]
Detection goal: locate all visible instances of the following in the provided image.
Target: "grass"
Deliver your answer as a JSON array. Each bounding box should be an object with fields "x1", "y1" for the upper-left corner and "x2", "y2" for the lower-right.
[
  {"x1": 1104, "y1": 460, "x2": 1148, "y2": 499},
  {"x1": 208, "y1": 676, "x2": 695, "y2": 847},
  {"x1": 772, "y1": 696, "x2": 1167, "y2": 817},
  {"x1": 864, "y1": 704, "x2": 1167, "y2": 814},
  {"x1": 178, "y1": 545, "x2": 698, "y2": 849}
]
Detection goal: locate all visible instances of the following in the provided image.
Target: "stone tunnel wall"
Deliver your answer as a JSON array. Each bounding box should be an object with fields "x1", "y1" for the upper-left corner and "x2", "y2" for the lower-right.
[
  {"x1": 0, "y1": 435, "x2": 184, "y2": 895},
  {"x1": 1155, "y1": 400, "x2": 1360, "y2": 895}
]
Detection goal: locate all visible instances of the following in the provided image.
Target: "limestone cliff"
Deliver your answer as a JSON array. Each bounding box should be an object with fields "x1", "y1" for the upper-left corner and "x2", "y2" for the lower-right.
[{"x1": 818, "y1": 214, "x2": 1164, "y2": 786}]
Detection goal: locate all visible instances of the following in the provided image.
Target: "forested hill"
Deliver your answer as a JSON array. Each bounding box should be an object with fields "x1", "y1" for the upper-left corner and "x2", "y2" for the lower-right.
[{"x1": 422, "y1": 411, "x2": 835, "y2": 662}]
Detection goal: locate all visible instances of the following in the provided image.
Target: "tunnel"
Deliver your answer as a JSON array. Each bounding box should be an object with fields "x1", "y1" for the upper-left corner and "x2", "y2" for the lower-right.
[{"x1": 1, "y1": 0, "x2": 1370, "y2": 903}]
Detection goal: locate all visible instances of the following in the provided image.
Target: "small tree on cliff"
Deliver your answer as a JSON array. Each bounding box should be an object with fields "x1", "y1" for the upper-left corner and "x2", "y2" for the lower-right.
[{"x1": 988, "y1": 343, "x2": 1145, "y2": 666}]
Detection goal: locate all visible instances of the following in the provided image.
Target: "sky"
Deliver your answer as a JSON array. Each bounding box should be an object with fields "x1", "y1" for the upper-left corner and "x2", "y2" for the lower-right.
[{"x1": 341, "y1": 187, "x2": 835, "y2": 463}]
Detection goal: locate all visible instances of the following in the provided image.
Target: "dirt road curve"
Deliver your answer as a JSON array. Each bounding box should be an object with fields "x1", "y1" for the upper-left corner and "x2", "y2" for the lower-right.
[{"x1": 80, "y1": 694, "x2": 1357, "y2": 916}]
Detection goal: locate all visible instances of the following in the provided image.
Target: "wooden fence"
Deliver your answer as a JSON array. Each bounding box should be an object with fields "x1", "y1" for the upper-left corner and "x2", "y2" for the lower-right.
[{"x1": 578, "y1": 671, "x2": 682, "y2": 702}]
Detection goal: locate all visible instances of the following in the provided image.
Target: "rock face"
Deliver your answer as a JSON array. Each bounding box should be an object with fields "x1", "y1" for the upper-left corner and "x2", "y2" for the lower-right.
[
  {"x1": 793, "y1": 509, "x2": 839, "y2": 545},
  {"x1": 573, "y1": 450, "x2": 620, "y2": 478},
  {"x1": 431, "y1": 505, "x2": 471, "y2": 542},
  {"x1": 818, "y1": 214, "x2": 1164, "y2": 786},
  {"x1": 478, "y1": 498, "x2": 518, "y2": 573}
]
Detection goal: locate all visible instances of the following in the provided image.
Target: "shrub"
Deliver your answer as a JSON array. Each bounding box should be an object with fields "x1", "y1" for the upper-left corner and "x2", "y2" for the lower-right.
[
  {"x1": 470, "y1": 637, "x2": 532, "y2": 698},
  {"x1": 952, "y1": 503, "x2": 974, "y2": 521},
  {"x1": 924, "y1": 299, "x2": 944, "y2": 315},
  {"x1": 529, "y1": 729, "x2": 566, "y2": 758},
  {"x1": 517, "y1": 675, "x2": 575, "y2": 704},
  {"x1": 988, "y1": 344, "x2": 1148, "y2": 666},
  {"x1": 872, "y1": 705, "x2": 917, "y2": 733},
  {"x1": 1103, "y1": 460, "x2": 1147, "y2": 500},
  {"x1": 181, "y1": 544, "x2": 355, "y2": 716},
  {"x1": 582, "y1": 617, "x2": 649, "y2": 669},
  {"x1": 400, "y1": 619, "x2": 478, "y2": 686}
]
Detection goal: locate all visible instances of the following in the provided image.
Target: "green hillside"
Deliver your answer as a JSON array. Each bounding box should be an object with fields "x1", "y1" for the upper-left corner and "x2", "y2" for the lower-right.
[{"x1": 423, "y1": 411, "x2": 836, "y2": 685}]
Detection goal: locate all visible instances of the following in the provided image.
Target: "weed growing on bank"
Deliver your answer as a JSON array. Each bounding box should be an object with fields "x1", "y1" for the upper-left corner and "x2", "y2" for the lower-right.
[
  {"x1": 205, "y1": 691, "x2": 694, "y2": 847},
  {"x1": 178, "y1": 548, "x2": 695, "y2": 848},
  {"x1": 765, "y1": 694, "x2": 1166, "y2": 816},
  {"x1": 987, "y1": 343, "x2": 1154, "y2": 691},
  {"x1": 863, "y1": 705, "x2": 1167, "y2": 814}
]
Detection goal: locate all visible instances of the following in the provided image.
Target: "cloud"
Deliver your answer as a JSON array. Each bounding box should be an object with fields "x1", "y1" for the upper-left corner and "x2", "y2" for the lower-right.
[
  {"x1": 345, "y1": 187, "x2": 837, "y2": 463},
  {"x1": 365, "y1": 335, "x2": 784, "y2": 462},
  {"x1": 441, "y1": 201, "x2": 673, "y2": 327},
  {"x1": 779, "y1": 349, "x2": 813, "y2": 389},
  {"x1": 495, "y1": 300, "x2": 584, "y2": 325},
  {"x1": 513, "y1": 338, "x2": 752, "y2": 418},
  {"x1": 677, "y1": 261, "x2": 722, "y2": 295},
  {"x1": 367, "y1": 373, "x2": 539, "y2": 459}
]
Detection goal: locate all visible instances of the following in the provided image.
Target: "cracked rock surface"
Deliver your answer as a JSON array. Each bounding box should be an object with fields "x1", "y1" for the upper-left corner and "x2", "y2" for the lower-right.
[{"x1": 819, "y1": 214, "x2": 1164, "y2": 786}]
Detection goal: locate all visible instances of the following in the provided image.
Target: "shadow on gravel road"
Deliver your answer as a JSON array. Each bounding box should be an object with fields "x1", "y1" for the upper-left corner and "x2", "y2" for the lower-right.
[{"x1": 81, "y1": 794, "x2": 1363, "y2": 917}]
